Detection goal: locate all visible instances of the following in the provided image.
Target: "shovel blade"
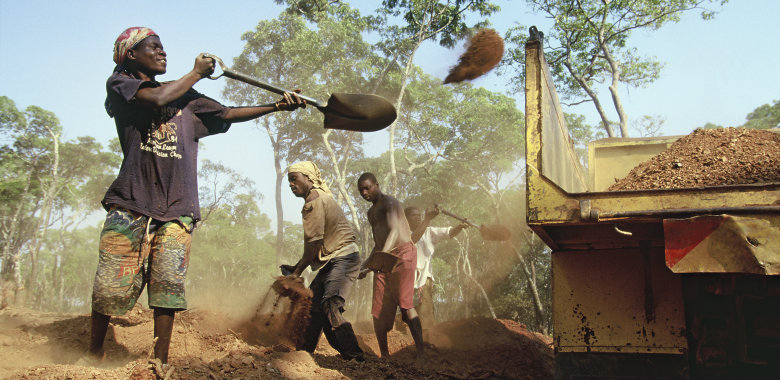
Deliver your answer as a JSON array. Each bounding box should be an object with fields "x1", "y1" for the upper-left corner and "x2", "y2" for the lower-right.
[{"x1": 322, "y1": 93, "x2": 397, "y2": 132}]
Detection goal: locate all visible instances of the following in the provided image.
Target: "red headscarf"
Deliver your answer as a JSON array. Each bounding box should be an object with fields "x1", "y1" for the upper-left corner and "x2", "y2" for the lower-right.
[{"x1": 113, "y1": 27, "x2": 158, "y2": 65}]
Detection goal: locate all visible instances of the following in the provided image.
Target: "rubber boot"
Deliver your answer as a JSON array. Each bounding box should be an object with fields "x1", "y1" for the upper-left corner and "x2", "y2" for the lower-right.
[
  {"x1": 331, "y1": 322, "x2": 364, "y2": 362},
  {"x1": 298, "y1": 312, "x2": 325, "y2": 353}
]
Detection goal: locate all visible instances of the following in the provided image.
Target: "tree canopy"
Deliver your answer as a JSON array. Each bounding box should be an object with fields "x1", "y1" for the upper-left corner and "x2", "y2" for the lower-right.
[{"x1": 502, "y1": 0, "x2": 727, "y2": 137}]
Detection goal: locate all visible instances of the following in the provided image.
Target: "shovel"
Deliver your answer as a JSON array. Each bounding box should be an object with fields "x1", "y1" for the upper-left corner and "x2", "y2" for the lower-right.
[
  {"x1": 437, "y1": 206, "x2": 512, "y2": 241},
  {"x1": 205, "y1": 54, "x2": 397, "y2": 132}
]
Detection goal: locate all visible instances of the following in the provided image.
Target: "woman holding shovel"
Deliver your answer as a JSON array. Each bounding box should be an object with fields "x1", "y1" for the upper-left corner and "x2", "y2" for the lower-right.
[{"x1": 86, "y1": 26, "x2": 306, "y2": 367}]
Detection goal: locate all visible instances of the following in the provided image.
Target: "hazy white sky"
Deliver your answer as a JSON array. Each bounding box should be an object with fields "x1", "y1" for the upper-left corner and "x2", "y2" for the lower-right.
[{"x1": 1, "y1": 0, "x2": 778, "y2": 223}]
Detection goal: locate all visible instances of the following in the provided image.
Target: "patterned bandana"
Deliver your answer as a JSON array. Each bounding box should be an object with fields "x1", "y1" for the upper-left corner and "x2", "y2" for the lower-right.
[
  {"x1": 288, "y1": 161, "x2": 333, "y2": 196},
  {"x1": 113, "y1": 27, "x2": 158, "y2": 65}
]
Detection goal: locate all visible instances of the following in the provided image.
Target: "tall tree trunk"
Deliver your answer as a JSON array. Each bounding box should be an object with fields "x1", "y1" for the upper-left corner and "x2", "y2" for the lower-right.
[
  {"x1": 563, "y1": 60, "x2": 615, "y2": 138},
  {"x1": 27, "y1": 126, "x2": 61, "y2": 302},
  {"x1": 511, "y1": 244, "x2": 546, "y2": 333},
  {"x1": 321, "y1": 130, "x2": 361, "y2": 234},
  {"x1": 1, "y1": 162, "x2": 34, "y2": 306},
  {"x1": 601, "y1": 45, "x2": 629, "y2": 137},
  {"x1": 266, "y1": 124, "x2": 285, "y2": 265},
  {"x1": 388, "y1": 37, "x2": 423, "y2": 194},
  {"x1": 458, "y1": 237, "x2": 496, "y2": 318}
]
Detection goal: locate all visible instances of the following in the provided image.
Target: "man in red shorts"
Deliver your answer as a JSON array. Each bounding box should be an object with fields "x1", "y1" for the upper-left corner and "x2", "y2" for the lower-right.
[{"x1": 357, "y1": 172, "x2": 425, "y2": 361}]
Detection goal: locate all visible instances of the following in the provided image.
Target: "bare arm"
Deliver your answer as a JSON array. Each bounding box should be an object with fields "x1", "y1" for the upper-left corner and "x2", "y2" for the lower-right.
[
  {"x1": 135, "y1": 53, "x2": 214, "y2": 107},
  {"x1": 292, "y1": 239, "x2": 323, "y2": 277},
  {"x1": 449, "y1": 222, "x2": 470, "y2": 238},
  {"x1": 223, "y1": 91, "x2": 306, "y2": 123},
  {"x1": 411, "y1": 206, "x2": 439, "y2": 243},
  {"x1": 135, "y1": 54, "x2": 305, "y2": 119}
]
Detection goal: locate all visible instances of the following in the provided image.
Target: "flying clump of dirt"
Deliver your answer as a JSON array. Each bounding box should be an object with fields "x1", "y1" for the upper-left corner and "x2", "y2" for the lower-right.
[
  {"x1": 444, "y1": 29, "x2": 504, "y2": 84},
  {"x1": 609, "y1": 127, "x2": 780, "y2": 191}
]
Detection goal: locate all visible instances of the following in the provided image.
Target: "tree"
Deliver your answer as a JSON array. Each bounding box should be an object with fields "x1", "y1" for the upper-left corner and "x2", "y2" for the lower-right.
[
  {"x1": 223, "y1": 8, "x2": 375, "y2": 264},
  {"x1": 1, "y1": 97, "x2": 119, "y2": 308},
  {"x1": 742, "y1": 99, "x2": 780, "y2": 130},
  {"x1": 1, "y1": 98, "x2": 65, "y2": 302},
  {"x1": 565, "y1": 112, "x2": 606, "y2": 168},
  {"x1": 372, "y1": 0, "x2": 500, "y2": 192},
  {"x1": 188, "y1": 191, "x2": 277, "y2": 311},
  {"x1": 223, "y1": 14, "x2": 332, "y2": 263},
  {"x1": 701, "y1": 99, "x2": 780, "y2": 130},
  {"x1": 503, "y1": 0, "x2": 726, "y2": 137}
]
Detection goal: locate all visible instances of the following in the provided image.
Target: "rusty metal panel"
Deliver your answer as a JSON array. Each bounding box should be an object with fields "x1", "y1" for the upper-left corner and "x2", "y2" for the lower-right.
[
  {"x1": 525, "y1": 40, "x2": 587, "y2": 218},
  {"x1": 665, "y1": 214, "x2": 780, "y2": 274},
  {"x1": 553, "y1": 247, "x2": 687, "y2": 354},
  {"x1": 533, "y1": 183, "x2": 780, "y2": 224}
]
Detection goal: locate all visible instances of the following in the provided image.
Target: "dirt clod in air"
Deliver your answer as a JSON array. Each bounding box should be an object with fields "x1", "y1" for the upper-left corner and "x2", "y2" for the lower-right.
[
  {"x1": 609, "y1": 127, "x2": 780, "y2": 191},
  {"x1": 444, "y1": 29, "x2": 504, "y2": 84}
]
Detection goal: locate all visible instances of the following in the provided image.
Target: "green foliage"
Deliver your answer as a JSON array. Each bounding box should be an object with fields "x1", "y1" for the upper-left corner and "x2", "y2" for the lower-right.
[
  {"x1": 742, "y1": 100, "x2": 780, "y2": 130},
  {"x1": 701, "y1": 122, "x2": 723, "y2": 129},
  {"x1": 4, "y1": 4, "x2": 551, "y2": 332},
  {"x1": 32, "y1": 224, "x2": 101, "y2": 313},
  {"x1": 564, "y1": 113, "x2": 604, "y2": 169},
  {"x1": 502, "y1": 0, "x2": 726, "y2": 137},
  {"x1": 188, "y1": 190, "x2": 277, "y2": 311},
  {"x1": 378, "y1": 0, "x2": 500, "y2": 49},
  {"x1": 700, "y1": 100, "x2": 780, "y2": 130},
  {"x1": 223, "y1": 8, "x2": 376, "y2": 261},
  {"x1": 630, "y1": 114, "x2": 665, "y2": 137}
]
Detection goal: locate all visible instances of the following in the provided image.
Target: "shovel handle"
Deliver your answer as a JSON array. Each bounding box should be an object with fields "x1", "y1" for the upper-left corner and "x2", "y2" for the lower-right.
[
  {"x1": 438, "y1": 207, "x2": 480, "y2": 229},
  {"x1": 203, "y1": 54, "x2": 324, "y2": 108}
]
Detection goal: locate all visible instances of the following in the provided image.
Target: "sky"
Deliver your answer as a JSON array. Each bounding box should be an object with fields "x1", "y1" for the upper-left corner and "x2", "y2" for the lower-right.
[{"x1": 1, "y1": 0, "x2": 778, "y2": 224}]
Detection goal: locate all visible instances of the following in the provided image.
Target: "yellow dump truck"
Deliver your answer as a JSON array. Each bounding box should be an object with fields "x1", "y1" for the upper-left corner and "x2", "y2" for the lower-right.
[{"x1": 523, "y1": 33, "x2": 780, "y2": 379}]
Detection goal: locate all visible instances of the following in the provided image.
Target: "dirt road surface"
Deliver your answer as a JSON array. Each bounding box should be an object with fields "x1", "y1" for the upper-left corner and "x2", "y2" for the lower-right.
[{"x1": 0, "y1": 306, "x2": 553, "y2": 380}]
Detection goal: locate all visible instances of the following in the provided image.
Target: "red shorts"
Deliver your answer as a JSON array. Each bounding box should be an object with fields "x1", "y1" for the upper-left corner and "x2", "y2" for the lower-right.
[{"x1": 371, "y1": 241, "x2": 417, "y2": 320}]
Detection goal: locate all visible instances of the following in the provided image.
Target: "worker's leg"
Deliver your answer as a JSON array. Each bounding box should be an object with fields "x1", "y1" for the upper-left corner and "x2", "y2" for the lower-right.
[
  {"x1": 372, "y1": 271, "x2": 393, "y2": 358},
  {"x1": 299, "y1": 311, "x2": 325, "y2": 353},
  {"x1": 324, "y1": 296, "x2": 364, "y2": 361},
  {"x1": 373, "y1": 312, "x2": 394, "y2": 358},
  {"x1": 153, "y1": 307, "x2": 175, "y2": 363},
  {"x1": 318, "y1": 253, "x2": 364, "y2": 360},
  {"x1": 89, "y1": 207, "x2": 150, "y2": 360},
  {"x1": 88, "y1": 311, "x2": 111, "y2": 357},
  {"x1": 396, "y1": 242, "x2": 424, "y2": 358},
  {"x1": 401, "y1": 307, "x2": 425, "y2": 358},
  {"x1": 147, "y1": 217, "x2": 193, "y2": 364},
  {"x1": 416, "y1": 278, "x2": 435, "y2": 329}
]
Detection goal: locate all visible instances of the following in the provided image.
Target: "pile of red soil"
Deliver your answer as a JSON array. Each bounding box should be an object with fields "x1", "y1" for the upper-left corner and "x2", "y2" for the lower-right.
[
  {"x1": 1, "y1": 306, "x2": 553, "y2": 380},
  {"x1": 609, "y1": 128, "x2": 780, "y2": 191}
]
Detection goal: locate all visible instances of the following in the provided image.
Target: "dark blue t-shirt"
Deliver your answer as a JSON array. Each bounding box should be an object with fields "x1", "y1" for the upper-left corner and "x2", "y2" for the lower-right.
[{"x1": 102, "y1": 71, "x2": 231, "y2": 222}]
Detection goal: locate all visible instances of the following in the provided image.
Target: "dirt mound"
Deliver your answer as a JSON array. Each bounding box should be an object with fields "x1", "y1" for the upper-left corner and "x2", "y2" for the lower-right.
[
  {"x1": 444, "y1": 29, "x2": 504, "y2": 84},
  {"x1": 1, "y1": 306, "x2": 553, "y2": 380},
  {"x1": 609, "y1": 127, "x2": 780, "y2": 191}
]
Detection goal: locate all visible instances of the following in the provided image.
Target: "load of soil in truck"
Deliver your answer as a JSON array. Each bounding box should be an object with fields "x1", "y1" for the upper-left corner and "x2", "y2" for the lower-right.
[{"x1": 609, "y1": 127, "x2": 780, "y2": 191}]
